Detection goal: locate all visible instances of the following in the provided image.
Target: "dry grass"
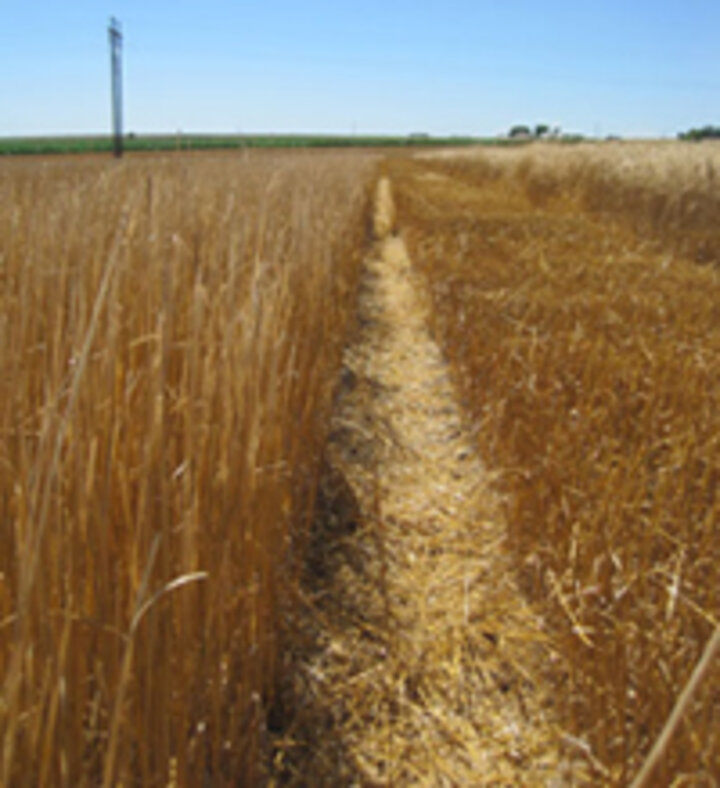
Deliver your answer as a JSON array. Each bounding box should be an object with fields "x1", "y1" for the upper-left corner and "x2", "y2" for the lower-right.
[
  {"x1": 390, "y1": 147, "x2": 720, "y2": 785},
  {"x1": 0, "y1": 150, "x2": 373, "y2": 786}
]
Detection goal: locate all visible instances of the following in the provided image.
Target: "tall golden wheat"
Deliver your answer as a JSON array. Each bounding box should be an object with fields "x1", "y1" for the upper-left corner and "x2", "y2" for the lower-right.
[{"x1": 0, "y1": 150, "x2": 373, "y2": 786}]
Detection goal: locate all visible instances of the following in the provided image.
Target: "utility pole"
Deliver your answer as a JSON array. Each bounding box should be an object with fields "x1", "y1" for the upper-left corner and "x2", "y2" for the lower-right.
[{"x1": 108, "y1": 17, "x2": 123, "y2": 158}]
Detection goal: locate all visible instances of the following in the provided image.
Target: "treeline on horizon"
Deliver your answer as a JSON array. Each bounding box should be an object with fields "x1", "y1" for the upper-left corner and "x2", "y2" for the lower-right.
[{"x1": 678, "y1": 125, "x2": 720, "y2": 141}]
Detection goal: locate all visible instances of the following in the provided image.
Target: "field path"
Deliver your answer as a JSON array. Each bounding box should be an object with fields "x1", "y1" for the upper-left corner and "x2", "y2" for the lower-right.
[{"x1": 283, "y1": 178, "x2": 564, "y2": 785}]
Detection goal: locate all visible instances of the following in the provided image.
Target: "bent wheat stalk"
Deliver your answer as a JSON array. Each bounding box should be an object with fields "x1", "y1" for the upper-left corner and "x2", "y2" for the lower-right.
[{"x1": 630, "y1": 627, "x2": 720, "y2": 788}]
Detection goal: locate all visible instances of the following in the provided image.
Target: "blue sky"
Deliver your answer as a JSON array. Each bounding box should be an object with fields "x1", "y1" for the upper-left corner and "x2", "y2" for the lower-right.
[{"x1": 1, "y1": 1, "x2": 718, "y2": 137}]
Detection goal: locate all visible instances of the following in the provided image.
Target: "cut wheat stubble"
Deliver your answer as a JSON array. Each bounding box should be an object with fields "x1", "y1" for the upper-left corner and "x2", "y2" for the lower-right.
[{"x1": 281, "y1": 179, "x2": 571, "y2": 785}]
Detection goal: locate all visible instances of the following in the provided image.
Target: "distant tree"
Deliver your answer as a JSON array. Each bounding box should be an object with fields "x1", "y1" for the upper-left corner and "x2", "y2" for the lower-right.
[
  {"x1": 509, "y1": 125, "x2": 531, "y2": 138},
  {"x1": 678, "y1": 125, "x2": 720, "y2": 141},
  {"x1": 534, "y1": 124, "x2": 550, "y2": 138}
]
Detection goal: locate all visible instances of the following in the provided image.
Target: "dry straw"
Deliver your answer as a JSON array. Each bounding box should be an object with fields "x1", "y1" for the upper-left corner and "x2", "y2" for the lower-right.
[
  {"x1": 273, "y1": 178, "x2": 565, "y2": 785},
  {"x1": 391, "y1": 144, "x2": 719, "y2": 784}
]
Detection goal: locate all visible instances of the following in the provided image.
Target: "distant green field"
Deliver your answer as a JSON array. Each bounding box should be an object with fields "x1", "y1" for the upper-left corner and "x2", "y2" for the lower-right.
[{"x1": 0, "y1": 133, "x2": 524, "y2": 156}]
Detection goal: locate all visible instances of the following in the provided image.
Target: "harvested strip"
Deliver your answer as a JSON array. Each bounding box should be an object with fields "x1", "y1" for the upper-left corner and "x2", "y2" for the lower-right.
[{"x1": 278, "y1": 179, "x2": 570, "y2": 785}]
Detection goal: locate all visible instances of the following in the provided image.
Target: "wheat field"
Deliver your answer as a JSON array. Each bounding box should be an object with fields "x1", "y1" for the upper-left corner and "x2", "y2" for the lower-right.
[
  {"x1": 0, "y1": 150, "x2": 374, "y2": 786},
  {"x1": 425, "y1": 140, "x2": 720, "y2": 265},
  {"x1": 391, "y1": 143, "x2": 720, "y2": 785},
  {"x1": 1, "y1": 142, "x2": 718, "y2": 786}
]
